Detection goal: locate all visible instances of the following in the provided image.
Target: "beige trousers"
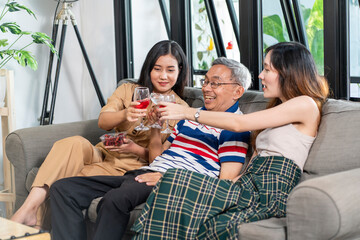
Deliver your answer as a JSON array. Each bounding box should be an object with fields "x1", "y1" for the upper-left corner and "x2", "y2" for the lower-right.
[
  {"x1": 32, "y1": 136, "x2": 124, "y2": 189},
  {"x1": 31, "y1": 136, "x2": 125, "y2": 229}
]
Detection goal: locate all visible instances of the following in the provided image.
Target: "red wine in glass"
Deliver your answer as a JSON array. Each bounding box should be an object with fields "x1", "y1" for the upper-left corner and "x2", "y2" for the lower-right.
[
  {"x1": 134, "y1": 87, "x2": 150, "y2": 131},
  {"x1": 135, "y1": 99, "x2": 150, "y2": 109}
]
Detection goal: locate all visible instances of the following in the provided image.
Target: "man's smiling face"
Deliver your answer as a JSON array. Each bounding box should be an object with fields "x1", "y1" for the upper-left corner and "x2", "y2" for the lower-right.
[{"x1": 202, "y1": 64, "x2": 243, "y2": 112}]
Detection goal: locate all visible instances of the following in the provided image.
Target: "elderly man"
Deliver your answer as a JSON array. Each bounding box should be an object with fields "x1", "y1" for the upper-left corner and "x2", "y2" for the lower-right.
[{"x1": 50, "y1": 57, "x2": 252, "y2": 240}]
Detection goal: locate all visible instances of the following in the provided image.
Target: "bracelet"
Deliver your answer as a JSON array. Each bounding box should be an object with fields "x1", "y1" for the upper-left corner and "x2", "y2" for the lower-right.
[{"x1": 194, "y1": 108, "x2": 201, "y2": 122}]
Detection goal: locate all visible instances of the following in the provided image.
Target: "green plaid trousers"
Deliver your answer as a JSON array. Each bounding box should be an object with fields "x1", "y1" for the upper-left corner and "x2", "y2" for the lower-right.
[{"x1": 132, "y1": 156, "x2": 302, "y2": 240}]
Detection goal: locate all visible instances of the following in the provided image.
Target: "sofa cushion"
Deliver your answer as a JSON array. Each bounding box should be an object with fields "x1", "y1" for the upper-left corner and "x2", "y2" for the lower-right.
[
  {"x1": 303, "y1": 99, "x2": 360, "y2": 180},
  {"x1": 287, "y1": 168, "x2": 360, "y2": 239},
  {"x1": 237, "y1": 90, "x2": 269, "y2": 114},
  {"x1": 238, "y1": 218, "x2": 286, "y2": 240}
]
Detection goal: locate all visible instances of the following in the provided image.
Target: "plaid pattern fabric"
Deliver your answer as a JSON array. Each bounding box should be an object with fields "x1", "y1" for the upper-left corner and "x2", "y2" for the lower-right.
[{"x1": 131, "y1": 156, "x2": 301, "y2": 240}]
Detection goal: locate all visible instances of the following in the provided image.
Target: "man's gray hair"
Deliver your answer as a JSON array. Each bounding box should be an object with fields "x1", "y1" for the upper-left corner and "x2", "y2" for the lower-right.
[{"x1": 212, "y1": 57, "x2": 252, "y2": 90}]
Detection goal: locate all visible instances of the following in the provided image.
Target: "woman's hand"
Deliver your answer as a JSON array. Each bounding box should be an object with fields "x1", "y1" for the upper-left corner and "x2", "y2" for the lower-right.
[
  {"x1": 104, "y1": 138, "x2": 136, "y2": 153},
  {"x1": 157, "y1": 102, "x2": 192, "y2": 120},
  {"x1": 135, "y1": 172, "x2": 163, "y2": 186},
  {"x1": 147, "y1": 106, "x2": 164, "y2": 126},
  {"x1": 126, "y1": 102, "x2": 147, "y2": 122}
]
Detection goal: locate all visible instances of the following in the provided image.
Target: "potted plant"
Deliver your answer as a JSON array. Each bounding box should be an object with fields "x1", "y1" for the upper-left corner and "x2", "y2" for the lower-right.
[{"x1": 0, "y1": 1, "x2": 56, "y2": 105}]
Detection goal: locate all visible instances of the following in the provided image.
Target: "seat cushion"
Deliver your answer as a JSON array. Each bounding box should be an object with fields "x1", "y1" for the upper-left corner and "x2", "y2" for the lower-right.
[{"x1": 238, "y1": 218, "x2": 286, "y2": 240}]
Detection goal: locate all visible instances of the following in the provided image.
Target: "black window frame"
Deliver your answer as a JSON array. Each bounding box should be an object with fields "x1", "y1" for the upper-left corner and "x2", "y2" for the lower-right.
[{"x1": 113, "y1": 0, "x2": 354, "y2": 100}]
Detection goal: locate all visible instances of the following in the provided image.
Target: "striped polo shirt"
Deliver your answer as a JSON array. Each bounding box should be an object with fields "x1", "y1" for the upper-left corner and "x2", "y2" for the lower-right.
[{"x1": 142, "y1": 102, "x2": 250, "y2": 178}]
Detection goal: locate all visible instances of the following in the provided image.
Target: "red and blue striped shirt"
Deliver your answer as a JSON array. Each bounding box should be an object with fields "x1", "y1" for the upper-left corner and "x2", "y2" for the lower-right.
[{"x1": 142, "y1": 102, "x2": 250, "y2": 178}]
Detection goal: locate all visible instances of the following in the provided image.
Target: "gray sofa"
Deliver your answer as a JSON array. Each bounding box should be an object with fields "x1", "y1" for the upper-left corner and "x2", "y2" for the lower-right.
[{"x1": 6, "y1": 86, "x2": 360, "y2": 239}]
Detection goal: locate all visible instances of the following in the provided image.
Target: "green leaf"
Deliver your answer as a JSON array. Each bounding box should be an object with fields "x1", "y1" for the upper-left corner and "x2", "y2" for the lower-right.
[
  {"x1": 195, "y1": 23, "x2": 203, "y2": 31},
  {"x1": 0, "y1": 22, "x2": 22, "y2": 34},
  {"x1": 197, "y1": 35, "x2": 202, "y2": 43},
  {"x1": 310, "y1": 29, "x2": 324, "y2": 75},
  {"x1": 13, "y1": 50, "x2": 38, "y2": 70},
  {"x1": 197, "y1": 51, "x2": 203, "y2": 61},
  {"x1": 300, "y1": 4, "x2": 311, "y2": 25},
  {"x1": 0, "y1": 39, "x2": 9, "y2": 47},
  {"x1": 263, "y1": 14, "x2": 286, "y2": 42},
  {"x1": 6, "y1": 2, "x2": 37, "y2": 19},
  {"x1": 31, "y1": 32, "x2": 57, "y2": 54},
  {"x1": 201, "y1": 61, "x2": 209, "y2": 70}
]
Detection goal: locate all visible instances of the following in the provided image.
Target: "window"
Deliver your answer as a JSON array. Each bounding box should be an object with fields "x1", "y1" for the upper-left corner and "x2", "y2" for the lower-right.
[
  {"x1": 132, "y1": 0, "x2": 168, "y2": 78},
  {"x1": 299, "y1": 0, "x2": 324, "y2": 75},
  {"x1": 350, "y1": 0, "x2": 360, "y2": 99},
  {"x1": 262, "y1": 1, "x2": 290, "y2": 48},
  {"x1": 191, "y1": 0, "x2": 218, "y2": 87},
  {"x1": 262, "y1": 0, "x2": 324, "y2": 75}
]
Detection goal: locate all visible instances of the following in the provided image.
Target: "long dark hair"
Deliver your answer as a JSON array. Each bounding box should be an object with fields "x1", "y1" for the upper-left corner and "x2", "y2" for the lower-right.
[
  {"x1": 137, "y1": 40, "x2": 189, "y2": 98},
  {"x1": 252, "y1": 41, "x2": 329, "y2": 148},
  {"x1": 264, "y1": 41, "x2": 329, "y2": 110}
]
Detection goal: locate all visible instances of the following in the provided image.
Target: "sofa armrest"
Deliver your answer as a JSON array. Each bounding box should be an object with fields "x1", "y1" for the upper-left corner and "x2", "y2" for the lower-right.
[
  {"x1": 5, "y1": 119, "x2": 108, "y2": 209},
  {"x1": 286, "y1": 168, "x2": 360, "y2": 240}
]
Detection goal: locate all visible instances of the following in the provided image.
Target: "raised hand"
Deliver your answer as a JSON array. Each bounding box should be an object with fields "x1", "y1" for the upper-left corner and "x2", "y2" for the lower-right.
[
  {"x1": 157, "y1": 102, "x2": 190, "y2": 120},
  {"x1": 125, "y1": 101, "x2": 148, "y2": 122}
]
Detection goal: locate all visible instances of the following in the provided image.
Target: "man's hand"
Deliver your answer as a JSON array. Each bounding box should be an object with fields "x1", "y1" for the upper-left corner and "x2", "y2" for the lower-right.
[
  {"x1": 135, "y1": 172, "x2": 163, "y2": 186},
  {"x1": 147, "y1": 106, "x2": 164, "y2": 126}
]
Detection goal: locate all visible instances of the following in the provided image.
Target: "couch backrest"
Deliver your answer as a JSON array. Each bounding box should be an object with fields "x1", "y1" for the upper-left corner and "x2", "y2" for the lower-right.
[{"x1": 302, "y1": 99, "x2": 360, "y2": 181}]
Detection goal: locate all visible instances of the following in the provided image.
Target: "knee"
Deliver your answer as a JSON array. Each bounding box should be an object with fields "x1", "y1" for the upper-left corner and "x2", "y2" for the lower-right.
[
  {"x1": 50, "y1": 178, "x2": 72, "y2": 197},
  {"x1": 54, "y1": 136, "x2": 89, "y2": 148},
  {"x1": 100, "y1": 190, "x2": 133, "y2": 214}
]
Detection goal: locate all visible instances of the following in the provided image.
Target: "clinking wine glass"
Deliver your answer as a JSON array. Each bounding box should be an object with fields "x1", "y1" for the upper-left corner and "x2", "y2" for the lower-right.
[
  {"x1": 149, "y1": 93, "x2": 164, "y2": 129},
  {"x1": 161, "y1": 94, "x2": 176, "y2": 134},
  {"x1": 134, "y1": 87, "x2": 150, "y2": 131}
]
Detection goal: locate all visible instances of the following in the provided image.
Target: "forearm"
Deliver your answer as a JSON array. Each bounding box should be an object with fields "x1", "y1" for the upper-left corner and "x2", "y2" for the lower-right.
[
  {"x1": 133, "y1": 145, "x2": 149, "y2": 162},
  {"x1": 148, "y1": 128, "x2": 164, "y2": 163},
  {"x1": 184, "y1": 108, "x2": 243, "y2": 132},
  {"x1": 98, "y1": 110, "x2": 127, "y2": 131},
  {"x1": 219, "y1": 162, "x2": 244, "y2": 180}
]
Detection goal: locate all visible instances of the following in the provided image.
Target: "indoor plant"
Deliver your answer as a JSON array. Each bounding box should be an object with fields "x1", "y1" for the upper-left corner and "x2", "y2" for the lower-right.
[
  {"x1": 0, "y1": 0, "x2": 56, "y2": 106},
  {"x1": 0, "y1": 0, "x2": 56, "y2": 70}
]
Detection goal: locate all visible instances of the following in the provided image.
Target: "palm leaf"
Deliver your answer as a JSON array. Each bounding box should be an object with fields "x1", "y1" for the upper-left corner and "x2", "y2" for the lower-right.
[{"x1": 6, "y1": 2, "x2": 37, "y2": 19}]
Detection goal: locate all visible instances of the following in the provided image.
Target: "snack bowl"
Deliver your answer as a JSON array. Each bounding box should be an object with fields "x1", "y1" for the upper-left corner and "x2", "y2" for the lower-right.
[{"x1": 100, "y1": 132, "x2": 126, "y2": 146}]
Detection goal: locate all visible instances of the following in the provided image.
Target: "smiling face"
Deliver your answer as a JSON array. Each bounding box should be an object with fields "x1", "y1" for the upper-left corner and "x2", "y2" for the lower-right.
[
  {"x1": 258, "y1": 51, "x2": 284, "y2": 101},
  {"x1": 150, "y1": 54, "x2": 179, "y2": 94},
  {"x1": 202, "y1": 64, "x2": 244, "y2": 112}
]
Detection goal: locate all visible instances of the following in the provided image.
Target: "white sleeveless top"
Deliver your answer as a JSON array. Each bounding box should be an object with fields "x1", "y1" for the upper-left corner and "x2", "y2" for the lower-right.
[{"x1": 255, "y1": 124, "x2": 315, "y2": 171}]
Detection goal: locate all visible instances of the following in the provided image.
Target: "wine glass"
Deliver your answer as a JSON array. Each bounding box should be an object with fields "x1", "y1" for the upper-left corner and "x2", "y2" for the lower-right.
[
  {"x1": 149, "y1": 93, "x2": 164, "y2": 129},
  {"x1": 133, "y1": 87, "x2": 150, "y2": 131},
  {"x1": 161, "y1": 94, "x2": 176, "y2": 134}
]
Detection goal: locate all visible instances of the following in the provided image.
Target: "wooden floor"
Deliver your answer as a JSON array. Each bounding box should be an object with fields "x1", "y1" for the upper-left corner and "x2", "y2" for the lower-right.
[{"x1": 0, "y1": 217, "x2": 51, "y2": 240}]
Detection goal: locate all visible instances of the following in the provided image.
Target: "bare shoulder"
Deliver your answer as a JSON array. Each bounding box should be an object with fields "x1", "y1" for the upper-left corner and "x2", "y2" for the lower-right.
[
  {"x1": 286, "y1": 96, "x2": 321, "y2": 135},
  {"x1": 287, "y1": 95, "x2": 319, "y2": 112}
]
